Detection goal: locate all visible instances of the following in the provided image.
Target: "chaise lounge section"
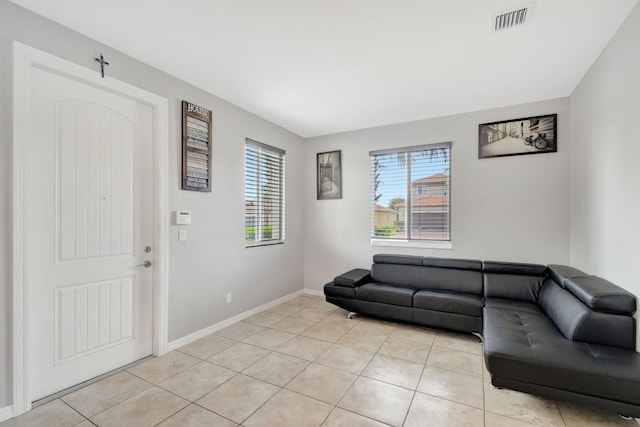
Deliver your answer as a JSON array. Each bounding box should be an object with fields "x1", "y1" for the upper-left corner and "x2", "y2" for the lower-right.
[
  {"x1": 324, "y1": 254, "x2": 640, "y2": 417},
  {"x1": 483, "y1": 262, "x2": 640, "y2": 417}
]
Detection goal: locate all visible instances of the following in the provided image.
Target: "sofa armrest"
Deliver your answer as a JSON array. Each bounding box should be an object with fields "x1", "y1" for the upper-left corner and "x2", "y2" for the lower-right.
[{"x1": 334, "y1": 268, "x2": 372, "y2": 288}]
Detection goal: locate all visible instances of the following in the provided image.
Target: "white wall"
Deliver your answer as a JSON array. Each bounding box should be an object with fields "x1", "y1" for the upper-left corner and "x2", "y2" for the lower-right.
[
  {"x1": 304, "y1": 98, "x2": 571, "y2": 290},
  {"x1": 3, "y1": 0, "x2": 639, "y2": 413},
  {"x1": 569, "y1": 3, "x2": 640, "y2": 348},
  {"x1": 0, "y1": 0, "x2": 305, "y2": 408}
]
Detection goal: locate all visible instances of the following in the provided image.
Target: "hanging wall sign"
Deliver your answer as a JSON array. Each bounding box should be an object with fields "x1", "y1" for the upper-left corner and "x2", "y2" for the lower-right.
[{"x1": 182, "y1": 100, "x2": 212, "y2": 191}]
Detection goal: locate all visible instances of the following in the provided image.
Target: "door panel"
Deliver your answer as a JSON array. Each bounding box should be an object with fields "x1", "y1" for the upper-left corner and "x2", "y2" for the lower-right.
[
  {"x1": 55, "y1": 277, "x2": 134, "y2": 364},
  {"x1": 57, "y1": 103, "x2": 135, "y2": 261}
]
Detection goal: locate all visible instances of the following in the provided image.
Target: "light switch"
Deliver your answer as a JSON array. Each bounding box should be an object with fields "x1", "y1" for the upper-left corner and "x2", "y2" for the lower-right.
[{"x1": 179, "y1": 229, "x2": 187, "y2": 242}]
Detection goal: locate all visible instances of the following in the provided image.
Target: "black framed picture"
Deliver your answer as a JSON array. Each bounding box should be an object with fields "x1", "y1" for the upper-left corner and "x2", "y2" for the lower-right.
[
  {"x1": 479, "y1": 114, "x2": 557, "y2": 159},
  {"x1": 317, "y1": 150, "x2": 342, "y2": 200}
]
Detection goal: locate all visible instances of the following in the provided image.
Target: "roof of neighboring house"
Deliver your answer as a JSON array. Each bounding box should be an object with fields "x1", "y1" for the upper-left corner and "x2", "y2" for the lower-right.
[
  {"x1": 395, "y1": 195, "x2": 449, "y2": 207},
  {"x1": 374, "y1": 204, "x2": 397, "y2": 213},
  {"x1": 246, "y1": 200, "x2": 274, "y2": 214},
  {"x1": 412, "y1": 173, "x2": 447, "y2": 185}
]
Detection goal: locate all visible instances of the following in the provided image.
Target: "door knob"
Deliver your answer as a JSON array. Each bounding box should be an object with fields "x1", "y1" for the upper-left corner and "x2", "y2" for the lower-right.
[{"x1": 137, "y1": 260, "x2": 152, "y2": 268}]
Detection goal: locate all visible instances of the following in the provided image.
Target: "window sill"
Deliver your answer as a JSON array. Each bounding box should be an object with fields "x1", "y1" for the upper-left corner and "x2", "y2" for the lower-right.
[
  {"x1": 370, "y1": 239, "x2": 452, "y2": 250},
  {"x1": 246, "y1": 240, "x2": 284, "y2": 249}
]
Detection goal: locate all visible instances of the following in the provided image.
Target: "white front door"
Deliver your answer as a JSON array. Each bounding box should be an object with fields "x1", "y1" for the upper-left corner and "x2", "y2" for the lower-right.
[{"x1": 26, "y1": 64, "x2": 154, "y2": 400}]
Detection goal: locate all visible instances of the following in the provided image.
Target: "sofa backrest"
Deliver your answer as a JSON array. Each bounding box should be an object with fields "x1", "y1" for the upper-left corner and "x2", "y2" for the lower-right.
[
  {"x1": 482, "y1": 261, "x2": 547, "y2": 302},
  {"x1": 371, "y1": 254, "x2": 483, "y2": 294},
  {"x1": 538, "y1": 278, "x2": 636, "y2": 349},
  {"x1": 370, "y1": 257, "x2": 638, "y2": 349},
  {"x1": 371, "y1": 254, "x2": 423, "y2": 288},
  {"x1": 421, "y1": 257, "x2": 483, "y2": 294}
]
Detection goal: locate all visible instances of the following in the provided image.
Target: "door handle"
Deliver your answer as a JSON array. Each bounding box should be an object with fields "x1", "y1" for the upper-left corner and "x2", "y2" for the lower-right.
[{"x1": 137, "y1": 260, "x2": 152, "y2": 268}]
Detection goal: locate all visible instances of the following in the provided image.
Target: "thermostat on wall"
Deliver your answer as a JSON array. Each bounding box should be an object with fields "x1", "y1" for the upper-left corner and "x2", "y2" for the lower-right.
[{"x1": 176, "y1": 210, "x2": 191, "y2": 225}]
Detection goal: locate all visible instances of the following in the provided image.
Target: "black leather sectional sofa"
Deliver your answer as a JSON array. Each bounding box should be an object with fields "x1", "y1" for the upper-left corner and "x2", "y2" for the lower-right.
[{"x1": 323, "y1": 254, "x2": 640, "y2": 417}]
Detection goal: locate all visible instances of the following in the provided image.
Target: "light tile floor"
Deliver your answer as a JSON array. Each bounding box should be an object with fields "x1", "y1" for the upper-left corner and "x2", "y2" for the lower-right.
[{"x1": 2, "y1": 294, "x2": 638, "y2": 427}]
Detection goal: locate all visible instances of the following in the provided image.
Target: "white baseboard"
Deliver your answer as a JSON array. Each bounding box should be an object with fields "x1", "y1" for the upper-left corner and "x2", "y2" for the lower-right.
[
  {"x1": 303, "y1": 288, "x2": 323, "y2": 297},
  {"x1": 166, "y1": 289, "x2": 306, "y2": 352},
  {"x1": 1, "y1": 289, "x2": 321, "y2": 422},
  {"x1": 0, "y1": 405, "x2": 14, "y2": 423}
]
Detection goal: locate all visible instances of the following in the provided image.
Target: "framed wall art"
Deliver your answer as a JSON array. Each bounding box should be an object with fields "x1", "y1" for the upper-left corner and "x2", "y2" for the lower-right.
[
  {"x1": 479, "y1": 113, "x2": 557, "y2": 159},
  {"x1": 317, "y1": 150, "x2": 342, "y2": 200},
  {"x1": 182, "y1": 100, "x2": 212, "y2": 191}
]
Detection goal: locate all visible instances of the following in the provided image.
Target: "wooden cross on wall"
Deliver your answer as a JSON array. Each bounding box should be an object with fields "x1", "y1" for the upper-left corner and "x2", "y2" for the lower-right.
[{"x1": 94, "y1": 53, "x2": 109, "y2": 78}]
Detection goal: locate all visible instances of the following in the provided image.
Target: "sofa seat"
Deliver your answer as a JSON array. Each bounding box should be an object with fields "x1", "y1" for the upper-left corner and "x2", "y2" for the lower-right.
[
  {"x1": 414, "y1": 289, "x2": 483, "y2": 317},
  {"x1": 484, "y1": 298, "x2": 640, "y2": 409},
  {"x1": 355, "y1": 283, "x2": 416, "y2": 307}
]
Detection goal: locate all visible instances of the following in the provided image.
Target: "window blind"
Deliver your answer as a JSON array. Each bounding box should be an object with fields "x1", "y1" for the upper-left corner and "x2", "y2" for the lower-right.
[
  {"x1": 370, "y1": 142, "x2": 451, "y2": 241},
  {"x1": 245, "y1": 138, "x2": 285, "y2": 247}
]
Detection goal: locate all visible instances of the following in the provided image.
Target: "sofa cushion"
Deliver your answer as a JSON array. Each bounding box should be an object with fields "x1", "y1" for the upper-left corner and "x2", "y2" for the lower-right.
[
  {"x1": 421, "y1": 267, "x2": 483, "y2": 295},
  {"x1": 538, "y1": 279, "x2": 635, "y2": 349},
  {"x1": 355, "y1": 283, "x2": 416, "y2": 307},
  {"x1": 414, "y1": 290, "x2": 483, "y2": 317},
  {"x1": 334, "y1": 268, "x2": 372, "y2": 287},
  {"x1": 371, "y1": 263, "x2": 423, "y2": 288},
  {"x1": 324, "y1": 282, "x2": 355, "y2": 299},
  {"x1": 564, "y1": 276, "x2": 636, "y2": 315},
  {"x1": 484, "y1": 299, "x2": 640, "y2": 406},
  {"x1": 484, "y1": 273, "x2": 545, "y2": 302},
  {"x1": 483, "y1": 261, "x2": 547, "y2": 303}
]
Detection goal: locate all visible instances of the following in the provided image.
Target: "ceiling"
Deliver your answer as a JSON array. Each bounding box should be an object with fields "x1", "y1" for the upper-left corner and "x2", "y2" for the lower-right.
[{"x1": 10, "y1": 0, "x2": 639, "y2": 137}]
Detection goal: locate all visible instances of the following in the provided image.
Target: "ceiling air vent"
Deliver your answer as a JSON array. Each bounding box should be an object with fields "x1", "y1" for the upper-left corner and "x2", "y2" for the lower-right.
[{"x1": 494, "y1": 6, "x2": 529, "y2": 31}]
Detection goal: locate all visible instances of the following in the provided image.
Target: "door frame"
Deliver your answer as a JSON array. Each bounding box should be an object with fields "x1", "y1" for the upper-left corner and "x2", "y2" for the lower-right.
[{"x1": 12, "y1": 41, "x2": 170, "y2": 416}]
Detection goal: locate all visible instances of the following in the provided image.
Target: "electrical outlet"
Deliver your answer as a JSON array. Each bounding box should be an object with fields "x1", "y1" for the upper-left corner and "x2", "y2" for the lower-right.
[{"x1": 226, "y1": 292, "x2": 232, "y2": 303}]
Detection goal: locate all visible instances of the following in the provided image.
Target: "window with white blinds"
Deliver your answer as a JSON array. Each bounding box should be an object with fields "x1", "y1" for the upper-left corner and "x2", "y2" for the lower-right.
[
  {"x1": 245, "y1": 138, "x2": 285, "y2": 247},
  {"x1": 370, "y1": 142, "x2": 451, "y2": 242}
]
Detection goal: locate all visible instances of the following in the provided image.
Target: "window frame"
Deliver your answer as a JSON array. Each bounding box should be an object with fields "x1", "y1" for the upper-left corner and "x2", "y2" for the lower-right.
[
  {"x1": 245, "y1": 138, "x2": 285, "y2": 248},
  {"x1": 369, "y1": 142, "x2": 452, "y2": 249}
]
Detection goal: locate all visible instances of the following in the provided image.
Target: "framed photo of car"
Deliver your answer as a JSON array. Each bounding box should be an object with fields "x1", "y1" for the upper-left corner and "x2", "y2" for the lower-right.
[{"x1": 478, "y1": 114, "x2": 557, "y2": 159}]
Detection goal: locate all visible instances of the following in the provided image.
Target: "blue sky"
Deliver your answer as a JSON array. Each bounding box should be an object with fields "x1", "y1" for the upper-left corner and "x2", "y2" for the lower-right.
[{"x1": 373, "y1": 151, "x2": 449, "y2": 208}]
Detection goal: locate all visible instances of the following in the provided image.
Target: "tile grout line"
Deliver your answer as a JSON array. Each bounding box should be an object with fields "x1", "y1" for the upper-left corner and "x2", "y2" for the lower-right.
[
  {"x1": 63, "y1": 370, "x2": 160, "y2": 422},
  {"x1": 25, "y1": 295, "x2": 603, "y2": 427},
  {"x1": 342, "y1": 320, "x2": 396, "y2": 425},
  {"x1": 58, "y1": 399, "x2": 93, "y2": 426},
  {"x1": 190, "y1": 400, "x2": 238, "y2": 426},
  {"x1": 206, "y1": 296, "x2": 329, "y2": 425},
  {"x1": 33, "y1": 355, "x2": 155, "y2": 409},
  {"x1": 98, "y1": 310, "x2": 475, "y2": 427},
  {"x1": 398, "y1": 327, "x2": 432, "y2": 427}
]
